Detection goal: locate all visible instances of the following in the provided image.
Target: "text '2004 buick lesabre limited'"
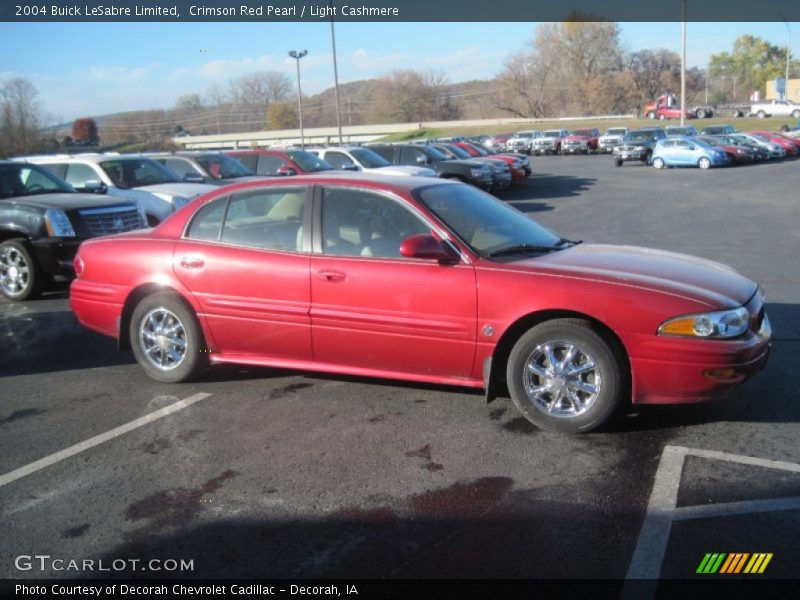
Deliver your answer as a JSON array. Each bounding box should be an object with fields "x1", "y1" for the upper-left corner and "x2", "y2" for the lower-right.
[{"x1": 70, "y1": 174, "x2": 772, "y2": 433}]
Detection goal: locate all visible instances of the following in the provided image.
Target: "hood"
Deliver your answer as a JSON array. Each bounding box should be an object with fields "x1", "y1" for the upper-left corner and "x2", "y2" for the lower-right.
[
  {"x1": 508, "y1": 244, "x2": 757, "y2": 309},
  {"x1": 435, "y1": 159, "x2": 485, "y2": 169},
  {"x1": 1, "y1": 192, "x2": 138, "y2": 212},
  {"x1": 563, "y1": 135, "x2": 593, "y2": 141},
  {"x1": 368, "y1": 165, "x2": 437, "y2": 177},
  {"x1": 138, "y1": 182, "x2": 216, "y2": 198}
]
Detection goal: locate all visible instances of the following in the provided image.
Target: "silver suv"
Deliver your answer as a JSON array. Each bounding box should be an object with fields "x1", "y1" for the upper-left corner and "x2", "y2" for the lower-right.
[{"x1": 16, "y1": 153, "x2": 216, "y2": 224}]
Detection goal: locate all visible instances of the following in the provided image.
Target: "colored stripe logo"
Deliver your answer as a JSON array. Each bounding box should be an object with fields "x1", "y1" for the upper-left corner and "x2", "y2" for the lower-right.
[{"x1": 696, "y1": 553, "x2": 773, "y2": 574}]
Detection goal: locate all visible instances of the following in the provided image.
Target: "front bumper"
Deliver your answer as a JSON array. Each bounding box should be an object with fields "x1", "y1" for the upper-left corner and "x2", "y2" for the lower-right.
[
  {"x1": 31, "y1": 237, "x2": 83, "y2": 281},
  {"x1": 614, "y1": 147, "x2": 650, "y2": 161},
  {"x1": 562, "y1": 143, "x2": 589, "y2": 154},
  {"x1": 629, "y1": 311, "x2": 772, "y2": 405}
]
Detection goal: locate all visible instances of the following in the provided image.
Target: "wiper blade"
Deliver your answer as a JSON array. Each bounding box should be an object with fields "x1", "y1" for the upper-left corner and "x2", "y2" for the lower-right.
[
  {"x1": 487, "y1": 244, "x2": 562, "y2": 258},
  {"x1": 556, "y1": 237, "x2": 582, "y2": 246}
]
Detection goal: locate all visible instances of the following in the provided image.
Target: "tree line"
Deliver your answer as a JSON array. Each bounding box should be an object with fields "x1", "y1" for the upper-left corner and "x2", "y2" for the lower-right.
[{"x1": 1, "y1": 23, "x2": 797, "y2": 156}]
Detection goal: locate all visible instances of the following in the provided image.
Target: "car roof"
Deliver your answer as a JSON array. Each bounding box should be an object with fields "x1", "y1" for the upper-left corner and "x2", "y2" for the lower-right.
[{"x1": 15, "y1": 153, "x2": 153, "y2": 164}]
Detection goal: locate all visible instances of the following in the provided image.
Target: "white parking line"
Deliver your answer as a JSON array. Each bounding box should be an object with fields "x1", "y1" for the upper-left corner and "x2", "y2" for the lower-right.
[
  {"x1": 622, "y1": 444, "x2": 800, "y2": 597},
  {"x1": 0, "y1": 392, "x2": 212, "y2": 489}
]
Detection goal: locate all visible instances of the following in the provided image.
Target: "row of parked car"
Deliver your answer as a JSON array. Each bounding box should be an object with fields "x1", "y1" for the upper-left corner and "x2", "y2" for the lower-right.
[
  {"x1": 473, "y1": 125, "x2": 799, "y2": 170},
  {"x1": 0, "y1": 141, "x2": 534, "y2": 300}
]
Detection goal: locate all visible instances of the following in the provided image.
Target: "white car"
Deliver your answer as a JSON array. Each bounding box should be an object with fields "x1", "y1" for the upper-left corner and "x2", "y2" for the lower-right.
[
  {"x1": 597, "y1": 127, "x2": 631, "y2": 153},
  {"x1": 309, "y1": 146, "x2": 437, "y2": 177},
  {"x1": 16, "y1": 154, "x2": 216, "y2": 225},
  {"x1": 506, "y1": 130, "x2": 542, "y2": 154},
  {"x1": 751, "y1": 99, "x2": 800, "y2": 119}
]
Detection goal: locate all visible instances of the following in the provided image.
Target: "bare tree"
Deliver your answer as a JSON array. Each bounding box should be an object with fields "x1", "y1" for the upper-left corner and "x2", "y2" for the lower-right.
[
  {"x1": 0, "y1": 77, "x2": 49, "y2": 157},
  {"x1": 368, "y1": 69, "x2": 460, "y2": 123},
  {"x1": 228, "y1": 71, "x2": 293, "y2": 108}
]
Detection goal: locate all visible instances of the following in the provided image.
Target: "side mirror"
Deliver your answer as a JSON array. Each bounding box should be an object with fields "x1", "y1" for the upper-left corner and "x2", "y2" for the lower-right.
[
  {"x1": 416, "y1": 155, "x2": 430, "y2": 165},
  {"x1": 83, "y1": 180, "x2": 106, "y2": 194},
  {"x1": 342, "y1": 162, "x2": 359, "y2": 171},
  {"x1": 276, "y1": 165, "x2": 297, "y2": 177},
  {"x1": 399, "y1": 234, "x2": 460, "y2": 264},
  {"x1": 183, "y1": 173, "x2": 206, "y2": 183}
]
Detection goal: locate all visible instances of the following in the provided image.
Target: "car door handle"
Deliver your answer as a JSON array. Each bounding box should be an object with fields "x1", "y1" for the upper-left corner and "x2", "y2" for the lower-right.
[
  {"x1": 317, "y1": 269, "x2": 346, "y2": 282},
  {"x1": 179, "y1": 256, "x2": 205, "y2": 269}
]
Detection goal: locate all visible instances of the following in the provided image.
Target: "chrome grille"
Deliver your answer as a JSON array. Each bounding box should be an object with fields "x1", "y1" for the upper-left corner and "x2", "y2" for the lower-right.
[{"x1": 79, "y1": 205, "x2": 144, "y2": 237}]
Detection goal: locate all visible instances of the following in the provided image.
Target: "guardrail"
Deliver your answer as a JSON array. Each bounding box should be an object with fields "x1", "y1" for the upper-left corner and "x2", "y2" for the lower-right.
[{"x1": 174, "y1": 114, "x2": 637, "y2": 149}]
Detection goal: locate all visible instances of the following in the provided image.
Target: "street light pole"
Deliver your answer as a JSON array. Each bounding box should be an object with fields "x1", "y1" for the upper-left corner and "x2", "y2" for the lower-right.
[
  {"x1": 329, "y1": 1, "x2": 343, "y2": 145},
  {"x1": 288, "y1": 49, "x2": 308, "y2": 149}
]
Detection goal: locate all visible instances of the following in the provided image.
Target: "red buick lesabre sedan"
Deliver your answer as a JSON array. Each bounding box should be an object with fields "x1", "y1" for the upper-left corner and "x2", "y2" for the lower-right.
[{"x1": 70, "y1": 174, "x2": 772, "y2": 433}]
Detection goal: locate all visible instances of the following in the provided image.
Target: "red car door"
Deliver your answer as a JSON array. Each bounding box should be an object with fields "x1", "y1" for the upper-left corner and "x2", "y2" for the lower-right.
[
  {"x1": 173, "y1": 186, "x2": 313, "y2": 360},
  {"x1": 310, "y1": 185, "x2": 477, "y2": 379}
]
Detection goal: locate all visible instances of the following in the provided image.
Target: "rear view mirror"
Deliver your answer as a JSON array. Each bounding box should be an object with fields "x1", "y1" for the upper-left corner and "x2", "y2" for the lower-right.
[
  {"x1": 83, "y1": 180, "x2": 106, "y2": 194},
  {"x1": 416, "y1": 156, "x2": 429, "y2": 165},
  {"x1": 399, "y1": 234, "x2": 460, "y2": 264}
]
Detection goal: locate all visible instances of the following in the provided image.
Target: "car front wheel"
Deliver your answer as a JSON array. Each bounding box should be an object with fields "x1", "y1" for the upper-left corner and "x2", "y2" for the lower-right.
[
  {"x1": 506, "y1": 319, "x2": 626, "y2": 433},
  {"x1": 130, "y1": 292, "x2": 208, "y2": 382},
  {"x1": 0, "y1": 239, "x2": 41, "y2": 301},
  {"x1": 698, "y1": 157, "x2": 711, "y2": 169},
  {"x1": 652, "y1": 157, "x2": 665, "y2": 169}
]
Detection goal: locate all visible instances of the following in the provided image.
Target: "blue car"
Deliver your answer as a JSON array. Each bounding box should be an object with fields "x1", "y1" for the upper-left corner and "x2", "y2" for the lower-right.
[{"x1": 651, "y1": 137, "x2": 731, "y2": 170}]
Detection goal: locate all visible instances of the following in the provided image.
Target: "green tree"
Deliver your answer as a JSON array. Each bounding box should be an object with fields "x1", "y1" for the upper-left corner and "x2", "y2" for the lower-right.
[{"x1": 709, "y1": 35, "x2": 798, "y2": 101}]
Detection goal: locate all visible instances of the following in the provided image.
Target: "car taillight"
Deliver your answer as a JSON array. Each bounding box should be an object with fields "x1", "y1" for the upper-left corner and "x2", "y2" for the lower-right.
[{"x1": 74, "y1": 254, "x2": 84, "y2": 277}]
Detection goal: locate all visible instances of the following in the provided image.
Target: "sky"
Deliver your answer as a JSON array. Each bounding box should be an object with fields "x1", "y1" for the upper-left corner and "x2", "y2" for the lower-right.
[{"x1": 0, "y1": 21, "x2": 796, "y2": 122}]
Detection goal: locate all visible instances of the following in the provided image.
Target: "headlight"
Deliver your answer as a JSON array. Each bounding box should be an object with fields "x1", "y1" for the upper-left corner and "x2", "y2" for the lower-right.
[
  {"x1": 135, "y1": 202, "x2": 148, "y2": 228},
  {"x1": 658, "y1": 307, "x2": 749, "y2": 339},
  {"x1": 470, "y1": 168, "x2": 485, "y2": 177},
  {"x1": 44, "y1": 208, "x2": 76, "y2": 237}
]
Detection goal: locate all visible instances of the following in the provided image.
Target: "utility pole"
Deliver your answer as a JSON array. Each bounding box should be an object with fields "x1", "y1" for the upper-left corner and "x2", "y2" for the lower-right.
[
  {"x1": 288, "y1": 50, "x2": 307, "y2": 149},
  {"x1": 780, "y1": 14, "x2": 791, "y2": 100},
  {"x1": 680, "y1": 0, "x2": 686, "y2": 126}
]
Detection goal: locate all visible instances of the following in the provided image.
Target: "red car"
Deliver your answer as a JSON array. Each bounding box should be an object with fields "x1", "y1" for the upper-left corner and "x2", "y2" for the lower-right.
[
  {"x1": 452, "y1": 142, "x2": 529, "y2": 181},
  {"x1": 697, "y1": 136, "x2": 754, "y2": 164},
  {"x1": 746, "y1": 131, "x2": 800, "y2": 156},
  {"x1": 71, "y1": 174, "x2": 771, "y2": 433},
  {"x1": 226, "y1": 148, "x2": 334, "y2": 176}
]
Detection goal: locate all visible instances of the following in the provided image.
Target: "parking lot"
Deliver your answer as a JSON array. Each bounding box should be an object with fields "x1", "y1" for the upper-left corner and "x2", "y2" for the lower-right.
[{"x1": 1, "y1": 154, "x2": 799, "y2": 585}]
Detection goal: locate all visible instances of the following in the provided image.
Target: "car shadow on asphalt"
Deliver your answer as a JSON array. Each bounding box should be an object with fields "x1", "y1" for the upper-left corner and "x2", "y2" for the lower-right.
[{"x1": 497, "y1": 174, "x2": 597, "y2": 212}]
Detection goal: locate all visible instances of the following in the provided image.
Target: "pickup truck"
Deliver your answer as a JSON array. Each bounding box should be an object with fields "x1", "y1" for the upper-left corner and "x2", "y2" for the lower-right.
[
  {"x1": 751, "y1": 99, "x2": 800, "y2": 119},
  {"x1": 367, "y1": 144, "x2": 494, "y2": 189},
  {"x1": 560, "y1": 128, "x2": 600, "y2": 154},
  {"x1": 531, "y1": 129, "x2": 570, "y2": 155}
]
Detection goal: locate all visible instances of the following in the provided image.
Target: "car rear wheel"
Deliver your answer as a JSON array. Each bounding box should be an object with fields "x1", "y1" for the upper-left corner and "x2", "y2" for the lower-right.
[
  {"x1": 0, "y1": 240, "x2": 41, "y2": 301},
  {"x1": 652, "y1": 157, "x2": 665, "y2": 169},
  {"x1": 658, "y1": 114, "x2": 666, "y2": 120},
  {"x1": 698, "y1": 157, "x2": 711, "y2": 169},
  {"x1": 757, "y1": 110, "x2": 766, "y2": 118},
  {"x1": 506, "y1": 319, "x2": 625, "y2": 433},
  {"x1": 130, "y1": 292, "x2": 208, "y2": 383}
]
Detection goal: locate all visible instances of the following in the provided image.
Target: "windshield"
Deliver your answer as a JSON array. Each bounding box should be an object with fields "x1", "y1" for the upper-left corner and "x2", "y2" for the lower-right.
[
  {"x1": 415, "y1": 183, "x2": 562, "y2": 258},
  {"x1": 625, "y1": 132, "x2": 654, "y2": 143},
  {"x1": 606, "y1": 129, "x2": 627, "y2": 136},
  {"x1": 469, "y1": 143, "x2": 490, "y2": 156},
  {"x1": 442, "y1": 145, "x2": 471, "y2": 159},
  {"x1": 543, "y1": 131, "x2": 561, "y2": 138},
  {"x1": 0, "y1": 163, "x2": 74, "y2": 198},
  {"x1": 194, "y1": 154, "x2": 253, "y2": 179},
  {"x1": 287, "y1": 150, "x2": 333, "y2": 172},
  {"x1": 514, "y1": 132, "x2": 533, "y2": 138},
  {"x1": 572, "y1": 130, "x2": 593, "y2": 136},
  {"x1": 100, "y1": 158, "x2": 179, "y2": 188},
  {"x1": 421, "y1": 146, "x2": 449, "y2": 161},
  {"x1": 350, "y1": 148, "x2": 390, "y2": 168}
]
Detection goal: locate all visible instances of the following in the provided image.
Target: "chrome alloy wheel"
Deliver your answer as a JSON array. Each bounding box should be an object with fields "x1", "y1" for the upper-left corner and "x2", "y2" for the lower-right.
[
  {"x1": 522, "y1": 341, "x2": 602, "y2": 418},
  {"x1": 0, "y1": 245, "x2": 31, "y2": 297},
  {"x1": 139, "y1": 307, "x2": 188, "y2": 370}
]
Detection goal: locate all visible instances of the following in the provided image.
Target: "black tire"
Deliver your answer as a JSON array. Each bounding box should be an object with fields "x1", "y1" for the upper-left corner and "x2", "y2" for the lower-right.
[
  {"x1": 652, "y1": 157, "x2": 665, "y2": 169},
  {"x1": 646, "y1": 111, "x2": 656, "y2": 119},
  {"x1": 0, "y1": 239, "x2": 41, "y2": 301},
  {"x1": 614, "y1": 159, "x2": 623, "y2": 167},
  {"x1": 130, "y1": 291, "x2": 208, "y2": 383},
  {"x1": 505, "y1": 319, "x2": 626, "y2": 433}
]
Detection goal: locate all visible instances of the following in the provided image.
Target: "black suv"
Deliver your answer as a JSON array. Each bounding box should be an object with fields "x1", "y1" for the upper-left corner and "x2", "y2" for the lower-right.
[
  {"x1": 613, "y1": 128, "x2": 667, "y2": 166},
  {"x1": 367, "y1": 144, "x2": 493, "y2": 189},
  {"x1": 0, "y1": 161, "x2": 145, "y2": 300}
]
